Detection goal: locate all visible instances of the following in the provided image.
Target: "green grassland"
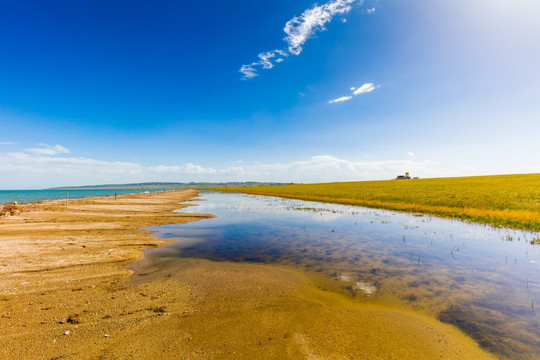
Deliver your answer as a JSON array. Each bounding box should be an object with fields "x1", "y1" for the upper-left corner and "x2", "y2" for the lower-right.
[{"x1": 213, "y1": 174, "x2": 540, "y2": 232}]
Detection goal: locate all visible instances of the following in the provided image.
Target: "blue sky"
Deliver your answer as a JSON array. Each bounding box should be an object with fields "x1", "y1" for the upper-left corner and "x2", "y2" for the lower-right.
[{"x1": 1, "y1": 0, "x2": 539, "y2": 189}]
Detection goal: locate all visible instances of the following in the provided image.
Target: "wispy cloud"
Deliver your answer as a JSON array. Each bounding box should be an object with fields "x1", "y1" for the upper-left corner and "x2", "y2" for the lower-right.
[
  {"x1": 258, "y1": 50, "x2": 289, "y2": 69},
  {"x1": 366, "y1": 8, "x2": 376, "y2": 14},
  {"x1": 240, "y1": 50, "x2": 290, "y2": 79},
  {"x1": 0, "y1": 150, "x2": 143, "y2": 188},
  {"x1": 283, "y1": 0, "x2": 358, "y2": 56},
  {"x1": 149, "y1": 164, "x2": 225, "y2": 176},
  {"x1": 0, "y1": 142, "x2": 17, "y2": 145},
  {"x1": 228, "y1": 155, "x2": 432, "y2": 183},
  {"x1": 240, "y1": 0, "x2": 362, "y2": 79},
  {"x1": 25, "y1": 143, "x2": 70, "y2": 155},
  {"x1": 329, "y1": 82, "x2": 377, "y2": 103},
  {"x1": 329, "y1": 96, "x2": 353, "y2": 103},
  {"x1": 0, "y1": 146, "x2": 433, "y2": 188},
  {"x1": 352, "y1": 83, "x2": 375, "y2": 95},
  {"x1": 407, "y1": 152, "x2": 415, "y2": 157},
  {"x1": 239, "y1": 64, "x2": 258, "y2": 79}
]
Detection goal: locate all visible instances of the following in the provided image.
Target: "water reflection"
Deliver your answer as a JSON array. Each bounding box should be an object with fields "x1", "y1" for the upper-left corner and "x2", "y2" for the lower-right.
[{"x1": 137, "y1": 191, "x2": 540, "y2": 359}]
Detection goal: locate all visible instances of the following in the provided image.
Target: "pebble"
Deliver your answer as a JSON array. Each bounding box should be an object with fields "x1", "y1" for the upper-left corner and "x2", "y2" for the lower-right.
[
  {"x1": 104, "y1": 334, "x2": 110, "y2": 338},
  {"x1": 64, "y1": 330, "x2": 70, "y2": 335}
]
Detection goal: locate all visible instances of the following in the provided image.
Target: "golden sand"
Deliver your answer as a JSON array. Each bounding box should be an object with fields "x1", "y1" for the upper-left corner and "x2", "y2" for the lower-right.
[{"x1": 0, "y1": 190, "x2": 495, "y2": 359}]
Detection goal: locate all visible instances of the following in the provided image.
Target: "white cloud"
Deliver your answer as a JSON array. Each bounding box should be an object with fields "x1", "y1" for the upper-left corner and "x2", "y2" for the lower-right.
[
  {"x1": 241, "y1": 155, "x2": 432, "y2": 183},
  {"x1": 25, "y1": 143, "x2": 70, "y2": 155},
  {"x1": 283, "y1": 0, "x2": 358, "y2": 55},
  {"x1": 0, "y1": 146, "x2": 435, "y2": 188},
  {"x1": 239, "y1": 64, "x2": 258, "y2": 79},
  {"x1": 145, "y1": 155, "x2": 432, "y2": 183},
  {"x1": 241, "y1": 49, "x2": 290, "y2": 78},
  {"x1": 352, "y1": 83, "x2": 375, "y2": 95},
  {"x1": 407, "y1": 152, "x2": 416, "y2": 157},
  {"x1": 366, "y1": 8, "x2": 376, "y2": 14},
  {"x1": 329, "y1": 96, "x2": 353, "y2": 103},
  {"x1": 0, "y1": 142, "x2": 16, "y2": 145},
  {"x1": 148, "y1": 163, "x2": 222, "y2": 176},
  {"x1": 240, "y1": 0, "x2": 362, "y2": 79},
  {"x1": 329, "y1": 82, "x2": 377, "y2": 103},
  {"x1": 258, "y1": 50, "x2": 288, "y2": 69},
  {"x1": 0, "y1": 151, "x2": 143, "y2": 188}
]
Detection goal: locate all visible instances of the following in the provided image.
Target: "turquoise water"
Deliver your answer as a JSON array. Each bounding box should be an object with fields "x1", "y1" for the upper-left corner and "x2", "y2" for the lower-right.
[
  {"x1": 134, "y1": 191, "x2": 540, "y2": 359},
  {"x1": 0, "y1": 189, "x2": 170, "y2": 204}
]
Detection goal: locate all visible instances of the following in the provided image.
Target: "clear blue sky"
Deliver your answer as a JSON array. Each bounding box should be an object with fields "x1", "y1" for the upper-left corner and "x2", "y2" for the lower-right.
[{"x1": 1, "y1": 0, "x2": 539, "y2": 189}]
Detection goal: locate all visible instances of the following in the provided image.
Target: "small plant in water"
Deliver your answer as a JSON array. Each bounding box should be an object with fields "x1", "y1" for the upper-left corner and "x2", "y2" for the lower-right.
[{"x1": 530, "y1": 237, "x2": 540, "y2": 245}]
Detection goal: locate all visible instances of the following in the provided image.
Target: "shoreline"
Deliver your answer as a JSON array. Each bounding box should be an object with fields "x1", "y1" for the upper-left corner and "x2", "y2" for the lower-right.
[
  {"x1": 212, "y1": 174, "x2": 540, "y2": 232},
  {"x1": 0, "y1": 190, "x2": 496, "y2": 359},
  {"x1": 0, "y1": 190, "x2": 212, "y2": 294},
  {"x1": 0, "y1": 188, "x2": 177, "y2": 206}
]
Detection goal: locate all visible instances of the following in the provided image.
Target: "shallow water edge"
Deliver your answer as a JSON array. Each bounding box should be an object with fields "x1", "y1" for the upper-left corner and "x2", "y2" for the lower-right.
[{"x1": 130, "y1": 191, "x2": 540, "y2": 359}]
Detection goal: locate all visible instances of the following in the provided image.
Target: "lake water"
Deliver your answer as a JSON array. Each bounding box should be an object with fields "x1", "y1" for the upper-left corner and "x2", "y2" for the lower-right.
[
  {"x1": 137, "y1": 191, "x2": 540, "y2": 359},
  {"x1": 0, "y1": 189, "x2": 170, "y2": 204}
]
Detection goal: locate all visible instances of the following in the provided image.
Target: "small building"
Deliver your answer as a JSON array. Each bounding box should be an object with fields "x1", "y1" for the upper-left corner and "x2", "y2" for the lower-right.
[{"x1": 396, "y1": 172, "x2": 411, "y2": 180}]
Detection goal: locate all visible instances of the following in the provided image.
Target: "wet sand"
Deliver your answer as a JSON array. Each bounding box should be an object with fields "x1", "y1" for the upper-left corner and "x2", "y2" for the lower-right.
[{"x1": 0, "y1": 190, "x2": 495, "y2": 359}]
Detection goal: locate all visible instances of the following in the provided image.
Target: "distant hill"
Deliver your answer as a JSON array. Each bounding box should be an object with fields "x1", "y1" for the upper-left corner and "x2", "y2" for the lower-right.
[{"x1": 48, "y1": 182, "x2": 285, "y2": 190}]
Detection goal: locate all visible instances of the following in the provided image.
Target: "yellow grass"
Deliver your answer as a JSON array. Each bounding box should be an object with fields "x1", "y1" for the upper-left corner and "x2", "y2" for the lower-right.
[{"x1": 213, "y1": 174, "x2": 540, "y2": 231}]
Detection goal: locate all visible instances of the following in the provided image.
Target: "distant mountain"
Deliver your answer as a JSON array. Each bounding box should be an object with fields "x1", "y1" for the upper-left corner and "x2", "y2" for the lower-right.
[{"x1": 48, "y1": 182, "x2": 284, "y2": 190}]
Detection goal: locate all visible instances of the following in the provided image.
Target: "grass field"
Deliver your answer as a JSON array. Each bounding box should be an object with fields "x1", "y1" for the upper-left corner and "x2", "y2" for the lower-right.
[{"x1": 213, "y1": 174, "x2": 540, "y2": 232}]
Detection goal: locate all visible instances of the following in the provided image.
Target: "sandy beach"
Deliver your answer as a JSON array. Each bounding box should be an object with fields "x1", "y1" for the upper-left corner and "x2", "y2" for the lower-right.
[{"x1": 0, "y1": 190, "x2": 495, "y2": 359}]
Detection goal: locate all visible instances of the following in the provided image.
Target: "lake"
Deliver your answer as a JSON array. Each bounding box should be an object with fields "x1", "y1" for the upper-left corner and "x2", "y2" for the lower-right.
[
  {"x1": 0, "y1": 189, "x2": 171, "y2": 204},
  {"x1": 133, "y1": 191, "x2": 540, "y2": 359}
]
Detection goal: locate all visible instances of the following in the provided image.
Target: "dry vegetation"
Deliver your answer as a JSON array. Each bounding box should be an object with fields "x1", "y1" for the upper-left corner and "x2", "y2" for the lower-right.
[
  {"x1": 0, "y1": 202, "x2": 21, "y2": 218},
  {"x1": 214, "y1": 174, "x2": 540, "y2": 231}
]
